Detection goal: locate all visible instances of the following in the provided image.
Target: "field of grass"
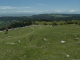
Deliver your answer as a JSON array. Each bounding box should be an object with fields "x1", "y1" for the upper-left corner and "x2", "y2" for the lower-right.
[{"x1": 0, "y1": 24, "x2": 80, "y2": 60}]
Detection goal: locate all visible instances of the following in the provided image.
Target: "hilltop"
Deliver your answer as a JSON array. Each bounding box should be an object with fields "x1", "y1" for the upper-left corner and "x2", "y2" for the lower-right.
[{"x1": 0, "y1": 24, "x2": 80, "y2": 60}]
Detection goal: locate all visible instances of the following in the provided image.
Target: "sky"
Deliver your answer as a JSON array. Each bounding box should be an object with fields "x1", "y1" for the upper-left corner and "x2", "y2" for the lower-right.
[{"x1": 0, "y1": 0, "x2": 80, "y2": 15}]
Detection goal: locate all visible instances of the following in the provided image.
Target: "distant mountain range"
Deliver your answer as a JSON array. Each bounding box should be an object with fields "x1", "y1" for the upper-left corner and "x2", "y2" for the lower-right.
[
  {"x1": 0, "y1": 13, "x2": 80, "y2": 30},
  {"x1": 0, "y1": 13, "x2": 35, "y2": 17},
  {"x1": 0, "y1": 13, "x2": 80, "y2": 21}
]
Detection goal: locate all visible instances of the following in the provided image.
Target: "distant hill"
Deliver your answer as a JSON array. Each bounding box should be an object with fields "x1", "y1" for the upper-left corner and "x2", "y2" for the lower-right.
[
  {"x1": 0, "y1": 13, "x2": 35, "y2": 17},
  {"x1": 0, "y1": 13, "x2": 80, "y2": 21},
  {"x1": 31, "y1": 14, "x2": 80, "y2": 20},
  {"x1": 0, "y1": 13, "x2": 80, "y2": 29}
]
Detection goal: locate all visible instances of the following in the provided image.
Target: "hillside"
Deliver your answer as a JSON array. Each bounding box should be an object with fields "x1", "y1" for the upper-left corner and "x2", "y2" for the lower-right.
[
  {"x1": 0, "y1": 24, "x2": 80, "y2": 60},
  {"x1": 0, "y1": 13, "x2": 80, "y2": 29},
  {"x1": 0, "y1": 14, "x2": 80, "y2": 21},
  {"x1": 31, "y1": 14, "x2": 80, "y2": 20}
]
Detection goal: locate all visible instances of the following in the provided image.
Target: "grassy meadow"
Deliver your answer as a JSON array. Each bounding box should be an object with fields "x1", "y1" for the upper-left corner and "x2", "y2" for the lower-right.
[{"x1": 0, "y1": 24, "x2": 80, "y2": 60}]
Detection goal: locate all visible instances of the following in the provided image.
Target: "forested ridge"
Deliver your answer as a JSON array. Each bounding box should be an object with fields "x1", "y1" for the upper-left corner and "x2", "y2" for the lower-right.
[
  {"x1": 0, "y1": 14, "x2": 80, "y2": 21},
  {"x1": 0, "y1": 14, "x2": 80, "y2": 30}
]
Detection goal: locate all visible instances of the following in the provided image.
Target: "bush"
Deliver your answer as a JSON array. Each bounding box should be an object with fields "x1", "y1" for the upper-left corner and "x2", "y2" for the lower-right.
[
  {"x1": 0, "y1": 27, "x2": 5, "y2": 31},
  {"x1": 52, "y1": 21, "x2": 58, "y2": 26},
  {"x1": 43, "y1": 23, "x2": 48, "y2": 25}
]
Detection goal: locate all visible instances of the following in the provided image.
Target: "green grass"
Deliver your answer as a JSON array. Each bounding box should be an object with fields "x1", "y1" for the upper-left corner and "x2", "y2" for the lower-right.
[{"x1": 0, "y1": 24, "x2": 80, "y2": 60}]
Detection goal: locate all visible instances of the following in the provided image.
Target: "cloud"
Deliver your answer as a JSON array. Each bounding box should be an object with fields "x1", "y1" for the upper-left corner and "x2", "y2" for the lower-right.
[
  {"x1": 0, "y1": 9, "x2": 79, "y2": 14},
  {"x1": 54, "y1": 10, "x2": 65, "y2": 12},
  {"x1": 69, "y1": 10, "x2": 77, "y2": 12},
  {"x1": 16, "y1": 10, "x2": 44, "y2": 13},
  {"x1": 0, "y1": 10, "x2": 49, "y2": 14},
  {"x1": 0, "y1": 6, "x2": 31, "y2": 9},
  {"x1": 54, "y1": 10, "x2": 80, "y2": 13},
  {"x1": 0, "y1": 6, "x2": 13, "y2": 9},
  {"x1": 38, "y1": 4, "x2": 45, "y2": 6},
  {"x1": 17, "y1": 11, "x2": 34, "y2": 13}
]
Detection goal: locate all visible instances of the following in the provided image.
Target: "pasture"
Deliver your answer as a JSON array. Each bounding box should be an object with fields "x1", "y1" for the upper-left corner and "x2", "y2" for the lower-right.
[{"x1": 0, "y1": 24, "x2": 80, "y2": 60}]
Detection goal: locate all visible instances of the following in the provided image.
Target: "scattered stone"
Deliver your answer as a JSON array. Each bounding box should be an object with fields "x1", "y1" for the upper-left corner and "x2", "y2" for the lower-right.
[
  {"x1": 75, "y1": 42, "x2": 80, "y2": 45},
  {"x1": 61, "y1": 40, "x2": 65, "y2": 43},
  {"x1": 18, "y1": 40, "x2": 20, "y2": 42},
  {"x1": 7, "y1": 42, "x2": 15, "y2": 45},
  {"x1": 8, "y1": 36, "x2": 11, "y2": 38},
  {"x1": 43, "y1": 38, "x2": 47, "y2": 41},
  {"x1": 66, "y1": 55, "x2": 70, "y2": 58},
  {"x1": 74, "y1": 38, "x2": 79, "y2": 41},
  {"x1": 47, "y1": 43, "x2": 50, "y2": 44}
]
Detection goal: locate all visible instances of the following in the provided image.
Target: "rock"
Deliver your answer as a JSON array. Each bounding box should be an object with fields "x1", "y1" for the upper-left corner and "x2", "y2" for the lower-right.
[
  {"x1": 61, "y1": 40, "x2": 65, "y2": 43},
  {"x1": 66, "y1": 55, "x2": 70, "y2": 57}
]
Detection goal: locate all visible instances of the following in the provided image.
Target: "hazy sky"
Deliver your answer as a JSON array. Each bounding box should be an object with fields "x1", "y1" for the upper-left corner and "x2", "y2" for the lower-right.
[{"x1": 0, "y1": 0, "x2": 80, "y2": 14}]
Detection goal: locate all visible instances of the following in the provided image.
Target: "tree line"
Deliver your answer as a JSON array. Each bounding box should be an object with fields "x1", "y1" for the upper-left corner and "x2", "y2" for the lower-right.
[{"x1": 0, "y1": 19, "x2": 80, "y2": 31}]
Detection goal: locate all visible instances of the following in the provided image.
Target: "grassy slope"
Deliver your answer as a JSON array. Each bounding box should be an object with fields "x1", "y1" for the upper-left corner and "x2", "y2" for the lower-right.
[{"x1": 0, "y1": 24, "x2": 80, "y2": 60}]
